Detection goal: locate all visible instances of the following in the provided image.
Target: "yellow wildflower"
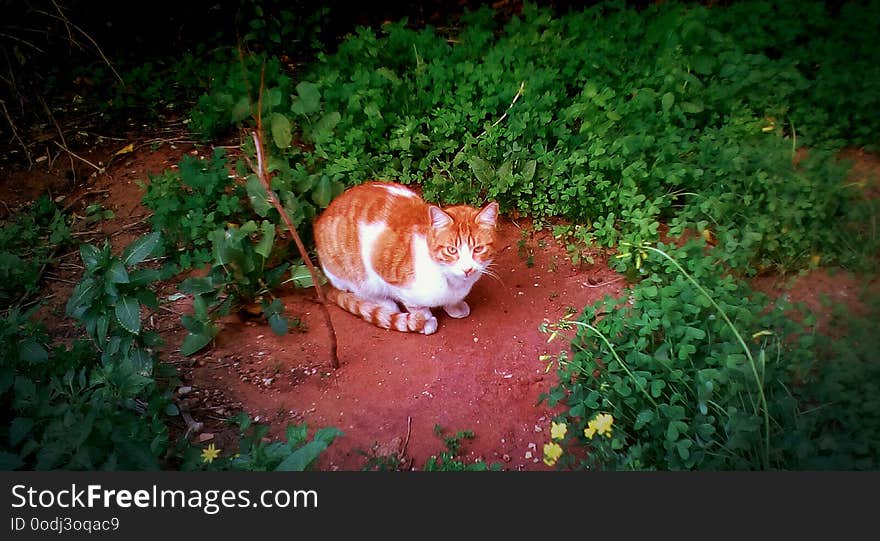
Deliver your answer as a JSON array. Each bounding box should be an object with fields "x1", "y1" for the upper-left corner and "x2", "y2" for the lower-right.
[
  {"x1": 201, "y1": 443, "x2": 221, "y2": 464},
  {"x1": 543, "y1": 442, "x2": 563, "y2": 466},
  {"x1": 584, "y1": 413, "x2": 614, "y2": 439},
  {"x1": 550, "y1": 422, "x2": 568, "y2": 441}
]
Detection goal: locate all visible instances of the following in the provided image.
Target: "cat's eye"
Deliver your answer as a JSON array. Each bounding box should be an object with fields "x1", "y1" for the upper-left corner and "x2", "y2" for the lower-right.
[
  {"x1": 445, "y1": 246, "x2": 458, "y2": 255},
  {"x1": 473, "y1": 245, "x2": 486, "y2": 254}
]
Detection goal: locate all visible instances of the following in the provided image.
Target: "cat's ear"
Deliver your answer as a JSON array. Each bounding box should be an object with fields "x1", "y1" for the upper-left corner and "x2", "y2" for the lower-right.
[
  {"x1": 428, "y1": 205, "x2": 453, "y2": 229},
  {"x1": 476, "y1": 202, "x2": 499, "y2": 227}
]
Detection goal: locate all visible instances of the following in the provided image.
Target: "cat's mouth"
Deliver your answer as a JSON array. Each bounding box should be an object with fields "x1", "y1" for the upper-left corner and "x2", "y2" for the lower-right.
[{"x1": 452, "y1": 266, "x2": 483, "y2": 280}]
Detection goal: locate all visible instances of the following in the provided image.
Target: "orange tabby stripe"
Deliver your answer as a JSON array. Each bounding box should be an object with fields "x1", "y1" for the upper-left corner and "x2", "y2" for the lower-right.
[{"x1": 326, "y1": 287, "x2": 425, "y2": 333}]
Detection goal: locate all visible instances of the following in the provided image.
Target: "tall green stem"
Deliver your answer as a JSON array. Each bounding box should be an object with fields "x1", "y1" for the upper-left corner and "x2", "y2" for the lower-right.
[
  {"x1": 569, "y1": 321, "x2": 659, "y2": 409},
  {"x1": 637, "y1": 244, "x2": 770, "y2": 469}
]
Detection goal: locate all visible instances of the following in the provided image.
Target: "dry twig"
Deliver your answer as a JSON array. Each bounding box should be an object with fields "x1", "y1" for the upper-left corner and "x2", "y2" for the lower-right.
[
  {"x1": 40, "y1": 1, "x2": 124, "y2": 85},
  {"x1": 402, "y1": 416, "x2": 413, "y2": 458},
  {"x1": 0, "y1": 99, "x2": 32, "y2": 167},
  {"x1": 53, "y1": 140, "x2": 103, "y2": 173},
  {"x1": 247, "y1": 66, "x2": 340, "y2": 370}
]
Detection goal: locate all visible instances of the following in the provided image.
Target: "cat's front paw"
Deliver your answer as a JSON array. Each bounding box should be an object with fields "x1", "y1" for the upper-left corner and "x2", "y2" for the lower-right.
[
  {"x1": 443, "y1": 301, "x2": 470, "y2": 319},
  {"x1": 421, "y1": 316, "x2": 439, "y2": 335}
]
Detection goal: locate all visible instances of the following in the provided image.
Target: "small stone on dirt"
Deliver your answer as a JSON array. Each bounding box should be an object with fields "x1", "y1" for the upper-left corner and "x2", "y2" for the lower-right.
[{"x1": 198, "y1": 433, "x2": 214, "y2": 442}]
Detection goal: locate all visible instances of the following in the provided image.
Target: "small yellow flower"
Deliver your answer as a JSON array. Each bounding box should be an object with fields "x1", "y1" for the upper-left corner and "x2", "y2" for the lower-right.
[
  {"x1": 550, "y1": 422, "x2": 568, "y2": 441},
  {"x1": 201, "y1": 443, "x2": 221, "y2": 464},
  {"x1": 584, "y1": 413, "x2": 614, "y2": 439},
  {"x1": 543, "y1": 442, "x2": 563, "y2": 466}
]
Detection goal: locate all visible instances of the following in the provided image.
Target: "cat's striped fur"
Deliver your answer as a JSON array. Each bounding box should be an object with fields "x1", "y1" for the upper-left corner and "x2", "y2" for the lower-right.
[{"x1": 313, "y1": 181, "x2": 498, "y2": 334}]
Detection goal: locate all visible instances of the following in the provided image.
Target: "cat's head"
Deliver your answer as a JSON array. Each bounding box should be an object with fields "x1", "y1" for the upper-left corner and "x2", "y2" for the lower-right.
[{"x1": 427, "y1": 202, "x2": 499, "y2": 279}]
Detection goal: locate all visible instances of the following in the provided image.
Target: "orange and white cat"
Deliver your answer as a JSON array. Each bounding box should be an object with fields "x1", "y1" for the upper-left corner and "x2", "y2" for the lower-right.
[{"x1": 313, "y1": 181, "x2": 498, "y2": 335}]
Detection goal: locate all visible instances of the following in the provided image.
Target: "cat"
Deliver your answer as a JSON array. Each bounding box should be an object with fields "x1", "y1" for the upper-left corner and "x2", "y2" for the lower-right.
[{"x1": 313, "y1": 181, "x2": 498, "y2": 335}]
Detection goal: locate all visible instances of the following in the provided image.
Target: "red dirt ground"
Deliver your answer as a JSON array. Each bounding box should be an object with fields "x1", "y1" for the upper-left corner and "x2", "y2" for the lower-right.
[
  {"x1": 3, "y1": 137, "x2": 877, "y2": 471},
  {"x1": 180, "y1": 215, "x2": 625, "y2": 471}
]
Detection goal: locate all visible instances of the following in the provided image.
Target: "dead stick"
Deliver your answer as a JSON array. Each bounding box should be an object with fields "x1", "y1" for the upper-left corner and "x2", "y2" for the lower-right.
[
  {"x1": 402, "y1": 416, "x2": 413, "y2": 458},
  {"x1": 61, "y1": 188, "x2": 110, "y2": 212},
  {"x1": 249, "y1": 130, "x2": 339, "y2": 370},
  {"x1": 45, "y1": 2, "x2": 124, "y2": 85},
  {"x1": 40, "y1": 95, "x2": 75, "y2": 183},
  {"x1": 53, "y1": 141, "x2": 102, "y2": 172},
  {"x1": 0, "y1": 99, "x2": 32, "y2": 167}
]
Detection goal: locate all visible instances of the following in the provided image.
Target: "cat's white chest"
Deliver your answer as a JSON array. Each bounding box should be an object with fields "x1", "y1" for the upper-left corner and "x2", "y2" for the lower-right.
[
  {"x1": 357, "y1": 223, "x2": 476, "y2": 308},
  {"x1": 399, "y1": 235, "x2": 474, "y2": 308}
]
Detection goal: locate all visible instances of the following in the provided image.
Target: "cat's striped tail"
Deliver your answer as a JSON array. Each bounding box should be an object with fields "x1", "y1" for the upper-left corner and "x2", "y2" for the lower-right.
[{"x1": 325, "y1": 288, "x2": 438, "y2": 335}]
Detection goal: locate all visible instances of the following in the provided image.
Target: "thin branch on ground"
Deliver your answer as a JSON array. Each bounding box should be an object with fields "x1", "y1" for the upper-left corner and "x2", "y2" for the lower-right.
[
  {"x1": 0, "y1": 99, "x2": 32, "y2": 167},
  {"x1": 249, "y1": 128, "x2": 340, "y2": 370},
  {"x1": 247, "y1": 65, "x2": 340, "y2": 370},
  {"x1": 61, "y1": 188, "x2": 110, "y2": 212},
  {"x1": 40, "y1": 96, "x2": 76, "y2": 183},
  {"x1": 0, "y1": 31, "x2": 45, "y2": 53},
  {"x1": 53, "y1": 140, "x2": 103, "y2": 173},
  {"x1": 581, "y1": 276, "x2": 626, "y2": 288},
  {"x1": 402, "y1": 416, "x2": 413, "y2": 458},
  {"x1": 40, "y1": 2, "x2": 124, "y2": 85}
]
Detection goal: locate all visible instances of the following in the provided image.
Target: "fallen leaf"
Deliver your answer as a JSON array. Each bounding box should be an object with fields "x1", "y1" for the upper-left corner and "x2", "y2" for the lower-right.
[{"x1": 114, "y1": 143, "x2": 134, "y2": 156}]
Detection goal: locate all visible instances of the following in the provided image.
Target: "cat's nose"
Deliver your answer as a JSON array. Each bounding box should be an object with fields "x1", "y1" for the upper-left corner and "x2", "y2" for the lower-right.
[{"x1": 463, "y1": 267, "x2": 476, "y2": 277}]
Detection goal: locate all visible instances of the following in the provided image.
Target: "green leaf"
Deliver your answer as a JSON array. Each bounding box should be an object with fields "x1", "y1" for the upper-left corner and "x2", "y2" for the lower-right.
[
  {"x1": 661, "y1": 92, "x2": 675, "y2": 112},
  {"x1": 107, "y1": 259, "x2": 130, "y2": 283},
  {"x1": 179, "y1": 276, "x2": 217, "y2": 295},
  {"x1": 255, "y1": 220, "x2": 275, "y2": 259},
  {"x1": 286, "y1": 424, "x2": 308, "y2": 447},
  {"x1": 275, "y1": 427, "x2": 343, "y2": 471},
  {"x1": 680, "y1": 101, "x2": 704, "y2": 114},
  {"x1": 66, "y1": 278, "x2": 99, "y2": 318},
  {"x1": 363, "y1": 102, "x2": 382, "y2": 119},
  {"x1": 650, "y1": 379, "x2": 666, "y2": 398},
  {"x1": 676, "y1": 439, "x2": 692, "y2": 460},
  {"x1": 311, "y1": 177, "x2": 342, "y2": 208},
  {"x1": 270, "y1": 113, "x2": 293, "y2": 149},
  {"x1": 122, "y1": 232, "x2": 161, "y2": 266},
  {"x1": 128, "y1": 268, "x2": 161, "y2": 286},
  {"x1": 292, "y1": 82, "x2": 321, "y2": 115},
  {"x1": 268, "y1": 313, "x2": 288, "y2": 335},
  {"x1": 289, "y1": 264, "x2": 315, "y2": 288},
  {"x1": 522, "y1": 160, "x2": 537, "y2": 182},
  {"x1": 180, "y1": 327, "x2": 218, "y2": 356},
  {"x1": 192, "y1": 292, "x2": 210, "y2": 320},
  {"x1": 79, "y1": 244, "x2": 100, "y2": 270},
  {"x1": 468, "y1": 156, "x2": 495, "y2": 185},
  {"x1": 634, "y1": 409, "x2": 655, "y2": 430},
  {"x1": 231, "y1": 96, "x2": 251, "y2": 122},
  {"x1": 693, "y1": 55, "x2": 715, "y2": 75},
  {"x1": 115, "y1": 296, "x2": 141, "y2": 335},
  {"x1": 310, "y1": 111, "x2": 341, "y2": 142},
  {"x1": 210, "y1": 228, "x2": 239, "y2": 267},
  {"x1": 96, "y1": 315, "x2": 109, "y2": 344},
  {"x1": 19, "y1": 339, "x2": 48, "y2": 364},
  {"x1": 497, "y1": 160, "x2": 513, "y2": 181},
  {"x1": 246, "y1": 175, "x2": 272, "y2": 217}
]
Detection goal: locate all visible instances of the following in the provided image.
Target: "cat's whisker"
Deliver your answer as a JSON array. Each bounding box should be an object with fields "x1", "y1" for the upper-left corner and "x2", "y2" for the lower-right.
[{"x1": 480, "y1": 265, "x2": 505, "y2": 285}]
